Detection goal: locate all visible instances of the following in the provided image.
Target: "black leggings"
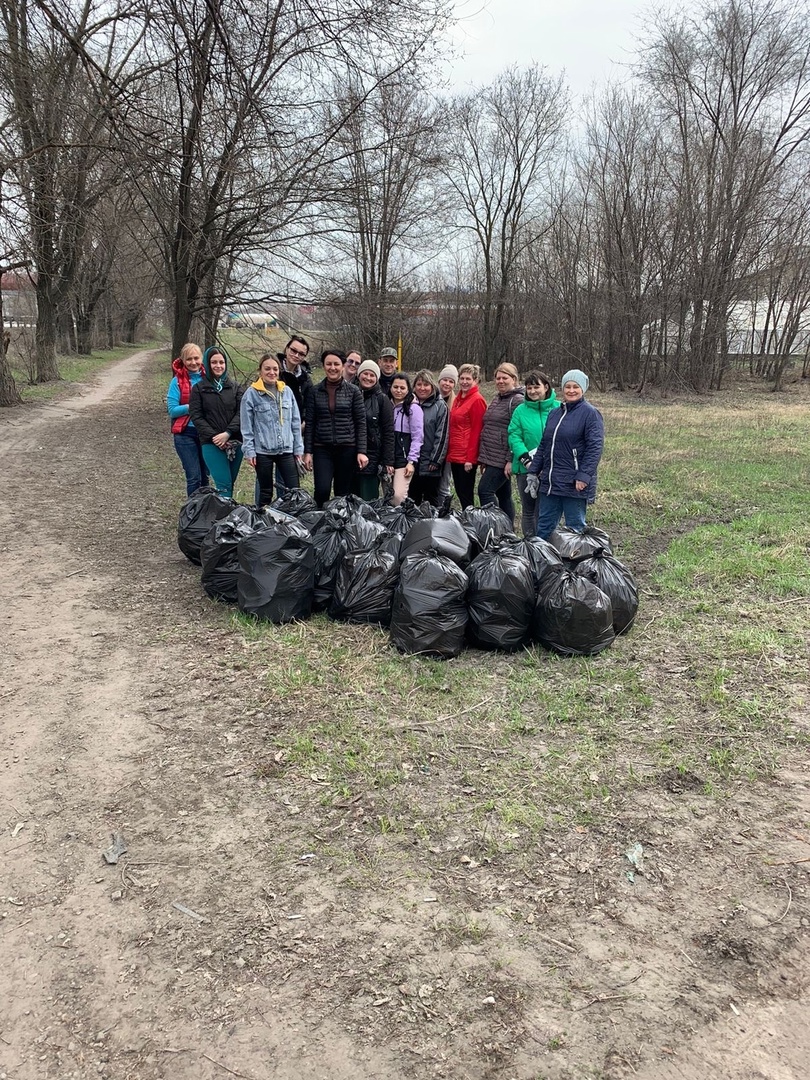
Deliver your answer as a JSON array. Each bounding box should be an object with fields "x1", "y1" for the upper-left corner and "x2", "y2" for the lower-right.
[
  {"x1": 313, "y1": 445, "x2": 356, "y2": 507},
  {"x1": 255, "y1": 453, "x2": 299, "y2": 506},
  {"x1": 451, "y1": 462, "x2": 477, "y2": 510}
]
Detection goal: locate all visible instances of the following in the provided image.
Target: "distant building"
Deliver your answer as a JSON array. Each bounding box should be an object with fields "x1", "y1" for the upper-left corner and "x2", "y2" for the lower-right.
[{"x1": 1, "y1": 272, "x2": 36, "y2": 326}]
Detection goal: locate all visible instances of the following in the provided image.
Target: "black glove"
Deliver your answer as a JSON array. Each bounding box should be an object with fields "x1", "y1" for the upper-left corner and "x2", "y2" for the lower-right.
[{"x1": 519, "y1": 453, "x2": 532, "y2": 470}]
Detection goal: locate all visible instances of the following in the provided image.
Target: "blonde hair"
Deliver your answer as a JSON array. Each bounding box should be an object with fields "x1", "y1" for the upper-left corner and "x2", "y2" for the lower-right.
[
  {"x1": 179, "y1": 342, "x2": 202, "y2": 362},
  {"x1": 495, "y1": 362, "x2": 520, "y2": 383},
  {"x1": 458, "y1": 363, "x2": 480, "y2": 382}
]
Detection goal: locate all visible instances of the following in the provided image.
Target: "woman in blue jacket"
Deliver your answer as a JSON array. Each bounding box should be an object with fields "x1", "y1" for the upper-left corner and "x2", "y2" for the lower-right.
[
  {"x1": 527, "y1": 369, "x2": 604, "y2": 540},
  {"x1": 167, "y1": 342, "x2": 208, "y2": 495},
  {"x1": 240, "y1": 353, "x2": 304, "y2": 506}
]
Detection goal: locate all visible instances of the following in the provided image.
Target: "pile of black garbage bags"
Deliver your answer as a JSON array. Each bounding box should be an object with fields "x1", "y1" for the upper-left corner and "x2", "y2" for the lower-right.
[{"x1": 177, "y1": 488, "x2": 639, "y2": 659}]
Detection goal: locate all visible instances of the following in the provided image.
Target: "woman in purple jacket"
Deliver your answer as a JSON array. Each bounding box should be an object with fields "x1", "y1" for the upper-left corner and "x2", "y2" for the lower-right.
[
  {"x1": 389, "y1": 373, "x2": 424, "y2": 506},
  {"x1": 527, "y1": 369, "x2": 604, "y2": 539}
]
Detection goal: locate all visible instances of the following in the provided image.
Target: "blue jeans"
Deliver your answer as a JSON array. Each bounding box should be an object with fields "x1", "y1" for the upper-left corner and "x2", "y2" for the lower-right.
[
  {"x1": 202, "y1": 443, "x2": 243, "y2": 498},
  {"x1": 173, "y1": 431, "x2": 208, "y2": 496},
  {"x1": 478, "y1": 465, "x2": 515, "y2": 524},
  {"x1": 536, "y1": 494, "x2": 587, "y2": 540}
]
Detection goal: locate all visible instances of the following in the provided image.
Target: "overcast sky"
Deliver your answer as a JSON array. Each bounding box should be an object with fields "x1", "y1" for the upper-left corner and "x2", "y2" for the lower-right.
[{"x1": 447, "y1": 0, "x2": 700, "y2": 99}]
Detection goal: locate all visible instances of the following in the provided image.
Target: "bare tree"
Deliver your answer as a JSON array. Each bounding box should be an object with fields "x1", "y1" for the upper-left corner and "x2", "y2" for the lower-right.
[
  {"x1": 319, "y1": 73, "x2": 447, "y2": 355},
  {"x1": 443, "y1": 65, "x2": 567, "y2": 377},
  {"x1": 0, "y1": 0, "x2": 149, "y2": 380},
  {"x1": 641, "y1": 0, "x2": 810, "y2": 389}
]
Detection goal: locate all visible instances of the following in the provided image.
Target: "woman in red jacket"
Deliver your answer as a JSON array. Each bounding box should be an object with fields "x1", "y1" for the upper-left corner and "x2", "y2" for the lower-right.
[{"x1": 447, "y1": 363, "x2": 487, "y2": 509}]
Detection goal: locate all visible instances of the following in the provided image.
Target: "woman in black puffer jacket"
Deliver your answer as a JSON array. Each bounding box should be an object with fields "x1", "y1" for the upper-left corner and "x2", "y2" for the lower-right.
[
  {"x1": 303, "y1": 350, "x2": 368, "y2": 507},
  {"x1": 188, "y1": 346, "x2": 244, "y2": 497}
]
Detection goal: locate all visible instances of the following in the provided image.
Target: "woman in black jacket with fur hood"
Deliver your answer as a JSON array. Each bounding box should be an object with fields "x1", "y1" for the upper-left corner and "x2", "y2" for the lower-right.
[
  {"x1": 303, "y1": 350, "x2": 368, "y2": 507},
  {"x1": 188, "y1": 346, "x2": 244, "y2": 497}
]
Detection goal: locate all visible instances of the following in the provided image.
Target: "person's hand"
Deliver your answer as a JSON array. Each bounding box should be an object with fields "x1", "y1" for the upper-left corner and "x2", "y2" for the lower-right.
[
  {"x1": 428, "y1": 462, "x2": 439, "y2": 472},
  {"x1": 519, "y1": 453, "x2": 532, "y2": 470},
  {"x1": 303, "y1": 453, "x2": 313, "y2": 471},
  {"x1": 464, "y1": 462, "x2": 474, "y2": 472},
  {"x1": 386, "y1": 465, "x2": 395, "y2": 476},
  {"x1": 575, "y1": 480, "x2": 587, "y2": 492},
  {"x1": 525, "y1": 474, "x2": 540, "y2": 500},
  {"x1": 404, "y1": 462, "x2": 415, "y2": 479},
  {"x1": 246, "y1": 456, "x2": 257, "y2": 469},
  {"x1": 212, "y1": 432, "x2": 229, "y2": 448},
  {"x1": 357, "y1": 453, "x2": 369, "y2": 469},
  {"x1": 504, "y1": 462, "x2": 512, "y2": 478}
]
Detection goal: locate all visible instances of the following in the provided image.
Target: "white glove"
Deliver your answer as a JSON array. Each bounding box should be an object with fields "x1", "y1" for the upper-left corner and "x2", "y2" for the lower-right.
[{"x1": 525, "y1": 474, "x2": 540, "y2": 500}]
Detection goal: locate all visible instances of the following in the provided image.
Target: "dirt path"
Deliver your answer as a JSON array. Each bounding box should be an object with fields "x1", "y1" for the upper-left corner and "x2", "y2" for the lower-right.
[{"x1": 1, "y1": 351, "x2": 808, "y2": 1080}]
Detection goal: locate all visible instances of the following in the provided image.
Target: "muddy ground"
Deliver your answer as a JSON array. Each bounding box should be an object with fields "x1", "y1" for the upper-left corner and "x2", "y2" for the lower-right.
[{"x1": 1, "y1": 349, "x2": 809, "y2": 1080}]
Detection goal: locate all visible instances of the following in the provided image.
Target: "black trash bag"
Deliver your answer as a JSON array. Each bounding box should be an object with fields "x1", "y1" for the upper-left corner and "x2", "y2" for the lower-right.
[
  {"x1": 466, "y1": 547, "x2": 536, "y2": 651},
  {"x1": 399, "y1": 517, "x2": 471, "y2": 566},
  {"x1": 503, "y1": 536, "x2": 564, "y2": 589},
  {"x1": 344, "y1": 516, "x2": 388, "y2": 552},
  {"x1": 548, "y1": 525, "x2": 613, "y2": 560},
  {"x1": 312, "y1": 512, "x2": 349, "y2": 611},
  {"x1": 458, "y1": 506, "x2": 515, "y2": 555},
  {"x1": 390, "y1": 551, "x2": 469, "y2": 659},
  {"x1": 329, "y1": 544, "x2": 400, "y2": 625},
  {"x1": 367, "y1": 497, "x2": 390, "y2": 514},
  {"x1": 270, "y1": 488, "x2": 317, "y2": 517},
  {"x1": 178, "y1": 488, "x2": 237, "y2": 565},
  {"x1": 237, "y1": 519, "x2": 314, "y2": 623},
  {"x1": 531, "y1": 570, "x2": 615, "y2": 656},
  {"x1": 200, "y1": 506, "x2": 267, "y2": 603},
  {"x1": 324, "y1": 494, "x2": 379, "y2": 522},
  {"x1": 377, "y1": 497, "x2": 435, "y2": 537},
  {"x1": 297, "y1": 509, "x2": 326, "y2": 533},
  {"x1": 573, "y1": 551, "x2": 639, "y2": 635}
]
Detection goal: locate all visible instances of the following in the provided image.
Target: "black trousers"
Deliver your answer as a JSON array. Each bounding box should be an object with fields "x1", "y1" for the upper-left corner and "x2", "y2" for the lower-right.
[
  {"x1": 451, "y1": 462, "x2": 477, "y2": 509},
  {"x1": 255, "y1": 452, "x2": 299, "y2": 506},
  {"x1": 409, "y1": 472, "x2": 442, "y2": 508},
  {"x1": 313, "y1": 445, "x2": 356, "y2": 507}
]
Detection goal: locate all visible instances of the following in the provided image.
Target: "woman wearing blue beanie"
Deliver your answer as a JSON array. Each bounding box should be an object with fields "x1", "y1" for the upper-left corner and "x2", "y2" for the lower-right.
[{"x1": 525, "y1": 368, "x2": 604, "y2": 539}]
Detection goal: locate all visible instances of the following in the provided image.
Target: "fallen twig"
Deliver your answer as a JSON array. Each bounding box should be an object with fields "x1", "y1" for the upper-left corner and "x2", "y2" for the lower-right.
[
  {"x1": 435, "y1": 697, "x2": 495, "y2": 724},
  {"x1": 65, "y1": 568, "x2": 86, "y2": 578},
  {"x1": 771, "y1": 879, "x2": 792, "y2": 924}
]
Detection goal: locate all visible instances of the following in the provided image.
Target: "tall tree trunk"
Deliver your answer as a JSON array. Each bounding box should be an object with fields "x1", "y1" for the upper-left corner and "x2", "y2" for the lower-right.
[{"x1": 34, "y1": 284, "x2": 60, "y2": 382}]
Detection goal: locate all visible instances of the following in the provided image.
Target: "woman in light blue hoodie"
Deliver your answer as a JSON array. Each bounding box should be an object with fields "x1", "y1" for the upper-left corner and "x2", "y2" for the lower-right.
[{"x1": 240, "y1": 353, "x2": 304, "y2": 506}]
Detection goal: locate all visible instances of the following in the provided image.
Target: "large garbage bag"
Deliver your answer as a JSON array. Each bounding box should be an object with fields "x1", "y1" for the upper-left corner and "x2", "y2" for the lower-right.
[
  {"x1": 377, "y1": 498, "x2": 436, "y2": 537},
  {"x1": 200, "y1": 506, "x2": 269, "y2": 603},
  {"x1": 297, "y1": 509, "x2": 326, "y2": 533},
  {"x1": 398, "y1": 517, "x2": 471, "y2": 567},
  {"x1": 344, "y1": 516, "x2": 389, "y2": 552},
  {"x1": 270, "y1": 488, "x2": 316, "y2": 517},
  {"x1": 330, "y1": 544, "x2": 400, "y2": 625},
  {"x1": 573, "y1": 551, "x2": 639, "y2": 635},
  {"x1": 531, "y1": 570, "x2": 615, "y2": 656},
  {"x1": 549, "y1": 525, "x2": 613, "y2": 561},
  {"x1": 311, "y1": 512, "x2": 349, "y2": 611},
  {"x1": 237, "y1": 518, "x2": 314, "y2": 623},
  {"x1": 466, "y1": 547, "x2": 535, "y2": 650},
  {"x1": 324, "y1": 494, "x2": 379, "y2": 522},
  {"x1": 458, "y1": 506, "x2": 515, "y2": 555},
  {"x1": 503, "y1": 536, "x2": 564, "y2": 589},
  {"x1": 390, "y1": 551, "x2": 468, "y2": 659},
  {"x1": 178, "y1": 488, "x2": 237, "y2": 565}
]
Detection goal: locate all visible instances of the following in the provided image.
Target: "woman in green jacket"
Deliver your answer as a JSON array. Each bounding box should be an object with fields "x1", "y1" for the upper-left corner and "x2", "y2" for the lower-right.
[{"x1": 508, "y1": 371, "x2": 557, "y2": 537}]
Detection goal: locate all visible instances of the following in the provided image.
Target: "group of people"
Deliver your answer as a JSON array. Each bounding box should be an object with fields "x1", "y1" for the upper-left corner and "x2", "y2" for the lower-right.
[{"x1": 167, "y1": 337, "x2": 604, "y2": 539}]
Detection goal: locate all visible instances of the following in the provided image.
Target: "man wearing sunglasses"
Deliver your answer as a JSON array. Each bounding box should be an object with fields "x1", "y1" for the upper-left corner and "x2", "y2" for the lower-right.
[{"x1": 343, "y1": 349, "x2": 362, "y2": 384}]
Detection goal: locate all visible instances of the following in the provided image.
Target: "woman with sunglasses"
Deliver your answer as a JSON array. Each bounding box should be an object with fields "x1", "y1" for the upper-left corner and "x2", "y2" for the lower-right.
[{"x1": 278, "y1": 336, "x2": 312, "y2": 425}]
